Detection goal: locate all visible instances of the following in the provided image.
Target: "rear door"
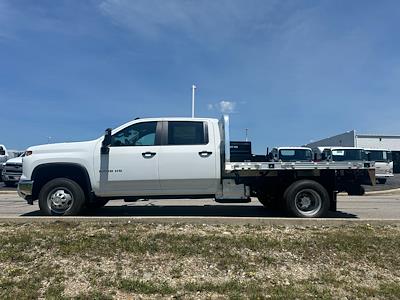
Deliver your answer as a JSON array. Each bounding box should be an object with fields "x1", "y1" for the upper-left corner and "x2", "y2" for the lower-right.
[{"x1": 158, "y1": 121, "x2": 218, "y2": 195}]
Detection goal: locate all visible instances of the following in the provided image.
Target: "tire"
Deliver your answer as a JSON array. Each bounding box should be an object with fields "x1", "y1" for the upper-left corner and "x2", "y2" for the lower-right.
[
  {"x1": 4, "y1": 181, "x2": 16, "y2": 187},
  {"x1": 284, "y1": 180, "x2": 330, "y2": 218},
  {"x1": 257, "y1": 193, "x2": 282, "y2": 210},
  {"x1": 38, "y1": 178, "x2": 86, "y2": 216},
  {"x1": 86, "y1": 198, "x2": 109, "y2": 210},
  {"x1": 377, "y1": 178, "x2": 387, "y2": 184},
  {"x1": 347, "y1": 185, "x2": 365, "y2": 196}
]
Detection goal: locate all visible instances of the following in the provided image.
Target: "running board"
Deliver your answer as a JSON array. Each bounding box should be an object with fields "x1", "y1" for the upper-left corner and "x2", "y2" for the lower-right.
[{"x1": 215, "y1": 198, "x2": 251, "y2": 203}]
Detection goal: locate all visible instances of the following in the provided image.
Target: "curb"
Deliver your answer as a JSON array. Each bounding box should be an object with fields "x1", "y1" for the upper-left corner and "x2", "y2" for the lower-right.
[
  {"x1": 365, "y1": 188, "x2": 400, "y2": 195},
  {"x1": 0, "y1": 216, "x2": 399, "y2": 226}
]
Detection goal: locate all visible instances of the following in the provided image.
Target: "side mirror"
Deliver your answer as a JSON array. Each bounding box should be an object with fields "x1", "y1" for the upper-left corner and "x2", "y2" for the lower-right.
[{"x1": 101, "y1": 128, "x2": 112, "y2": 154}]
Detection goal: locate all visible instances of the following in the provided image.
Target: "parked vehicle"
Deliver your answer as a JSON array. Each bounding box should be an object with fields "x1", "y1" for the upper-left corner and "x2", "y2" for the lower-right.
[
  {"x1": 313, "y1": 147, "x2": 365, "y2": 162},
  {"x1": 269, "y1": 147, "x2": 313, "y2": 162},
  {"x1": 364, "y1": 149, "x2": 393, "y2": 184},
  {"x1": 18, "y1": 116, "x2": 374, "y2": 218},
  {"x1": 2, "y1": 154, "x2": 23, "y2": 187},
  {"x1": 0, "y1": 145, "x2": 9, "y2": 181}
]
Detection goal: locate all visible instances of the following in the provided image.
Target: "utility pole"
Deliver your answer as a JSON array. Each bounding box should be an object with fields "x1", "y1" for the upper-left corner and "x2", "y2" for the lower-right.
[{"x1": 191, "y1": 84, "x2": 196, "y2": 118}]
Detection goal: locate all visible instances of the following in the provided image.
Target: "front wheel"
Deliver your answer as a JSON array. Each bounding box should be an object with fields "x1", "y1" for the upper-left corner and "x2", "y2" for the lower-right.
[
  {"x1": 284, "y1": 180, "x2": 330, "y2": 218},
  {"x1": 38, "y1": 178, "x2": 86, "y2": 216}
]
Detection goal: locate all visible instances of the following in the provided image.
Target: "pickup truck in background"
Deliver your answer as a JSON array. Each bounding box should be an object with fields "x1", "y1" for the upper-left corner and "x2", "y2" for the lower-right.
[
  {"x1": 0, "y1": 146, "x2": 24, "y2": 183},
  {"x1": 363, "y1": 149, "x2": 393, "y2": 184},
  {"x1": 2, "y1": 154, "x2": 23, "y2": 187},
  {"x1": 18, "y1": 116, "x2": 375, "y2": 218},
  {"x1": 0, "y1": 144, "x2": 8, "y2": 179}
]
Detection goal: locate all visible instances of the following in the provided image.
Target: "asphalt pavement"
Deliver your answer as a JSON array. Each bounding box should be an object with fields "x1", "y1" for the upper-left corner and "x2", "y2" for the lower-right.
[
  {"x1": 1, "y1": 190, "x2": 400, "y2": 220},
  {"x1": 363, "y1": 174, "x2": 400, "y2": 191},
  {"x1": 1, "y1": 176, "x2": 400, "y2": 220}
]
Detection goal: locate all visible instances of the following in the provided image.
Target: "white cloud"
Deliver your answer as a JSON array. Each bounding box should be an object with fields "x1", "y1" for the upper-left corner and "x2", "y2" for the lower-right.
[
  {"x1": 98, "y1": 0, "x2": 280, "y2": 42},
  {"x1": 219, "y1": 100, "x2": 236, "y2": 114},
  {"x1": 207, "y1": 100, "x2": 237, "y2": 113}
]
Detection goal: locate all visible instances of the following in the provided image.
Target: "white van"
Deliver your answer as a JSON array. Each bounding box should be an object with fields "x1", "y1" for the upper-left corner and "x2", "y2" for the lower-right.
[{"x1": 364, "y1": 149, "x2": 393, "y2": 184}]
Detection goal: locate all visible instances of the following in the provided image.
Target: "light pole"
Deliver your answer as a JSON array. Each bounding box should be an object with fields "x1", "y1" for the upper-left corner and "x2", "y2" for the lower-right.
[{"x1": 191, "y1": 84, "x2": 196, "y2": 118}]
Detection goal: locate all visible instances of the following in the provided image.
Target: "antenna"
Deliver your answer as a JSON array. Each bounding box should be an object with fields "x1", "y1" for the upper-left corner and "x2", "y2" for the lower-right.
[{"x1": 191, "y1": 84, "x2": 196, "y2": 118}]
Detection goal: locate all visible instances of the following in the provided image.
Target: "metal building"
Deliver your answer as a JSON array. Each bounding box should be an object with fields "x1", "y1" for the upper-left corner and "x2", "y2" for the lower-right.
[{"x1": 305, "y1": 130, "x2": 400, "y2": 173}]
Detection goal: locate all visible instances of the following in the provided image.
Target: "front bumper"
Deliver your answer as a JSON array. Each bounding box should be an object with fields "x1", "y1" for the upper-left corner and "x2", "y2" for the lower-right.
[
  {"x1": 2, "y1": 172, "x2": 22, "y2": 182},
  {"x1": 17, "y1": 180, "x2": 34, "y2": 203},
  {"x1": 375, "y1": 173, "x2": 394, "y2": 178}
]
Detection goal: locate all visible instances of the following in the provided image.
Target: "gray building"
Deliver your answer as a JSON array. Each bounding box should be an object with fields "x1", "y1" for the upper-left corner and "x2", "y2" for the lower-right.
[{"x1": 305, "y1": 130, "x2": 400, "y2": 173}]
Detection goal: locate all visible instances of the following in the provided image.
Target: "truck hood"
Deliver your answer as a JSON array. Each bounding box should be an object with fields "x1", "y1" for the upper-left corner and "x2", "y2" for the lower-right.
[
  {"x1": 27, "y1": 140, "x2": 99, "y2": 154},
  {"x1": 5, "y1": 156, "x2": 23, "y2": 165}
]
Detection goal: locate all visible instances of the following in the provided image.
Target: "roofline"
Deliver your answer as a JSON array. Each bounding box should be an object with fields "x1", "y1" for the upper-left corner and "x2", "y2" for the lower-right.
[{"x1": 356, "y1": 134, "x2": 400, "y2": 138}]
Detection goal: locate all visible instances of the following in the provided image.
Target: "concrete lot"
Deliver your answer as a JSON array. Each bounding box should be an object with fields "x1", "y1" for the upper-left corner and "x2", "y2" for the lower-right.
[
  {"x1": 364, "y1": 173, "x2": 400, "y2": 191},
  {"x1": 1, "y1": 190, "x2": 400, "y2": 219}
]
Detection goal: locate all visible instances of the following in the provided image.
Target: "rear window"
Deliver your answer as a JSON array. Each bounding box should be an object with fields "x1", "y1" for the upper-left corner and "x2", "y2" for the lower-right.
[
  {"x1": 167, "y1": 121, "x2": 207, "y2": 145},
  {"x1": 332, "y1": 149, "x2": 363, "y2": 161},
  {"x1": 365, "y1": 150, "x2": 392, "y2": 162},
  {"x1": 279, "y1": 149, "x2": 313, "y2": 162}
]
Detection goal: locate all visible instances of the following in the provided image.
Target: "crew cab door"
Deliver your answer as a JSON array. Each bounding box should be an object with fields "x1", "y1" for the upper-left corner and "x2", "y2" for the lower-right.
[
  {"x1": 95, "y1": 121, "x2": 161, "y2": 196},
  {"x1": 158, "y1": 121, "x2": 218, "y2": 195}
]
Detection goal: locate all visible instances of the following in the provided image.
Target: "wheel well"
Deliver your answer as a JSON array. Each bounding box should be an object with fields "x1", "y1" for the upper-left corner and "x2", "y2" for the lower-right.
[{"x1": 31, "y1": 163, "x2": 91, "y2": 200}]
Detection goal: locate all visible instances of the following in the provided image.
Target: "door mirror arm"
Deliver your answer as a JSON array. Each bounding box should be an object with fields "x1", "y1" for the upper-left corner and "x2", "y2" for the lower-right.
[{"x1": 101, "y1": 128, "x2": 112, "y2": 154}]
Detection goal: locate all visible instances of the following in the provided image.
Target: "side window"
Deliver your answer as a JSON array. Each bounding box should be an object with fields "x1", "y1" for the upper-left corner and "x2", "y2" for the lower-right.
[
  {"x1": 111, "y1": 122, "x2": 157, "y2": 147},
  {"x1": 167, "y1": 121, "x2": 207, "y2": 145}
]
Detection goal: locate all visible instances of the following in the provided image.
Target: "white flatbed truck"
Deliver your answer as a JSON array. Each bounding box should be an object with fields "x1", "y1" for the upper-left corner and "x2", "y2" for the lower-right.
[{"x1": 18, "y1": 115, "x2": 375, "y2": 218}]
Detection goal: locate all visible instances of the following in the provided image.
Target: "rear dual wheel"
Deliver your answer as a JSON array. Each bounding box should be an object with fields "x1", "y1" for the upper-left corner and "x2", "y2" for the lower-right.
[{"x1": 284, "y1": 180, "x2": 330, "y2": 218}]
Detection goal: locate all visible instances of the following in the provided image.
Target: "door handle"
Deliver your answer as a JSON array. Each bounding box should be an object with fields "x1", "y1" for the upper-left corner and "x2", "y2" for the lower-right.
[
  {"x1": 142, "y1": 151, "x2": 156, "y2": 158},
  {"x1": 199, "y1": 151, "x2": 212, "y2": 157}
]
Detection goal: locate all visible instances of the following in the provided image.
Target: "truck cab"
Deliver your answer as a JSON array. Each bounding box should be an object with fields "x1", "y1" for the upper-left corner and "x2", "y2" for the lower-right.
[
  {"x1": 314, "y1": 147, "x2": 365, "y2": 162},
  {"x1": 269, "y1": 147, "x2": 313, "y2": 162},
  {"x1": 363, "y1": 149, "x2": 393, "y2": 184}
]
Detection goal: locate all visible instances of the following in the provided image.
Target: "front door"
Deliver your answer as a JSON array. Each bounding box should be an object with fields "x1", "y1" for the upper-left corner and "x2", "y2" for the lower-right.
[{"x1": 97, "y1": 121, "x2": 161, "y2": 196}]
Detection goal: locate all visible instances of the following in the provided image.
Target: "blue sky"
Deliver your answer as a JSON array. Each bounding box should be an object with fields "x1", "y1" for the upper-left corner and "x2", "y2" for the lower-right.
[{"x1": 1, "y1": 0, "x2": 400, "y2": 153}]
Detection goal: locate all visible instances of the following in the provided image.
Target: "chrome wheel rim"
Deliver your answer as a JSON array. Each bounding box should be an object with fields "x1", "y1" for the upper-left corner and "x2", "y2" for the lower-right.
[
  {"x1": 47, "y1": 187, "x2": 74, "y2": 214},
  {"x1": 294, "y1": 189, "x2": 322, "y2": 216}
]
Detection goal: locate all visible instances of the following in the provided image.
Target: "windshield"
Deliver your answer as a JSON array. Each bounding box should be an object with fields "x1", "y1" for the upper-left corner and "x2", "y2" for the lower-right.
[
  {"x1": 279, "y1": 149, "x2": 313, "y2": 162},
  {"x1": 331, "y1": 149, "x2": 363, "y2": 161},
  {"x1": 365, "y1": 150, "x2": 392, "y2": 162}
]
